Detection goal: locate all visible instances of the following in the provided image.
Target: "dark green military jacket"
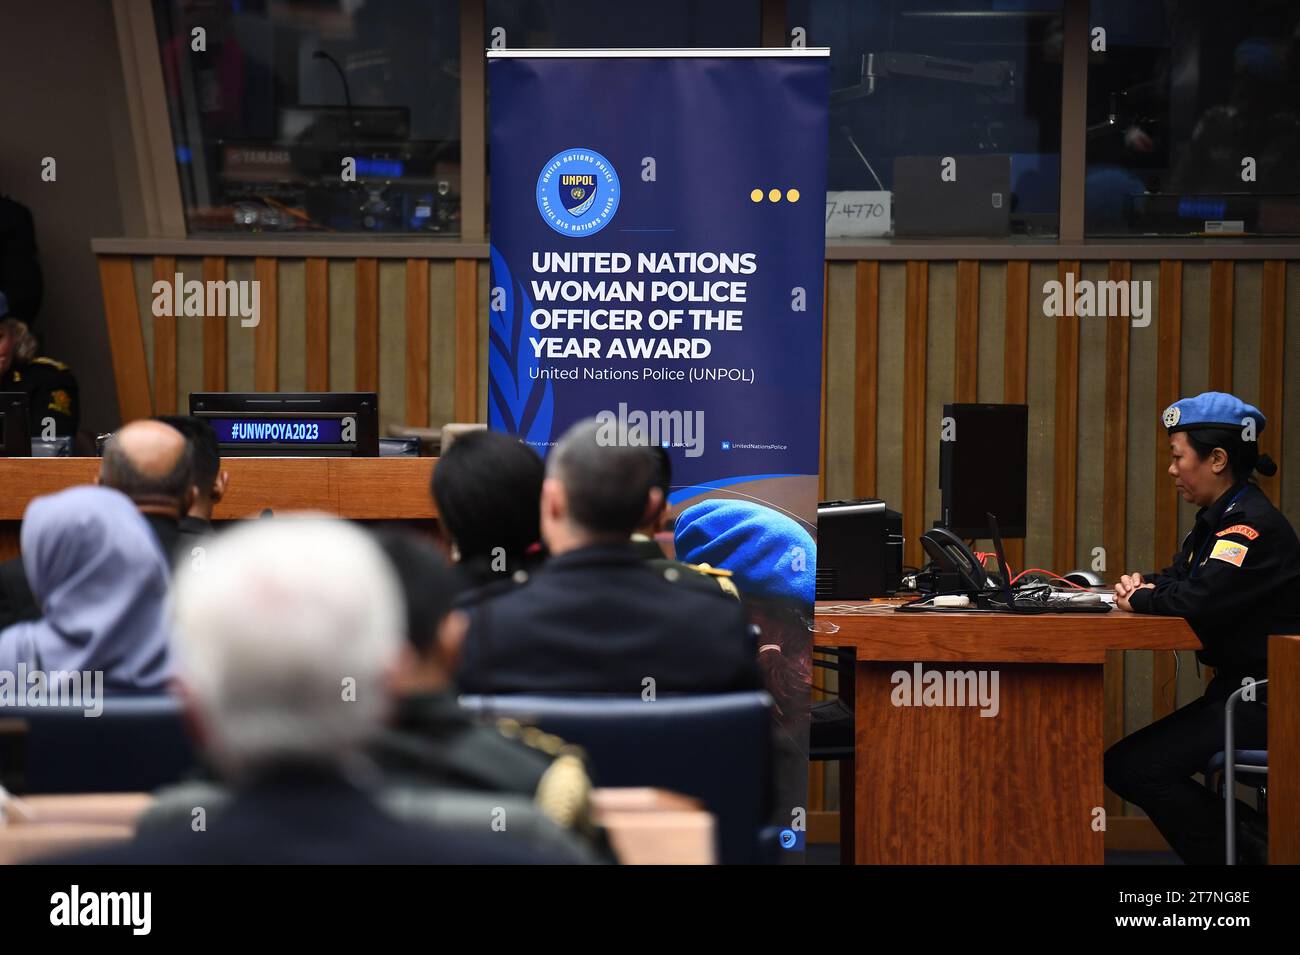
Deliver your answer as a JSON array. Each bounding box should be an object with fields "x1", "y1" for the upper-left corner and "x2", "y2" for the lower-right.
[{"x1": 370, "y1": 689, "x2": 597, "y2": 835}]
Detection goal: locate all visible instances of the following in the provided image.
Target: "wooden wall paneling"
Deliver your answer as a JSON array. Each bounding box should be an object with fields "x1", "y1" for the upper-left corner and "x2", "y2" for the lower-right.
[
  {"x1": 354, "y1": 257, "x2": 380, "y2": 393},
  {"x1": 1284, "y1": 264, "x2": 1300, "y2": 520},
  {"x1": 404, "y1": 259, "x2": 431, "y2": 428},
  {"x1": 954, "y1": 260, "x2": 980, "y2": 402},
  {"x1": 429, "y1": 262, "x2": 457, "y2": 429},
  {"x1": 225, "y1": 259, "x2": 256, "y2": 393},
  {"x1": 976, "y1": 262, "x2": 1005, "y2": 404},
  {"x1": 924, "y1": 264, "x2": 957, "y2": 534},
  {"x1": 378, "y1": 261, "x2": 407, "y2": 433},
  {"x1": 201, "y1": 257, "x2": 227, "y2": 391},
  {"x1": 253, "y1": 258, "x2": 279, "y2": 391},
  {"x1": 825, "y1": 264, "x2": 856, "y2": 501},
  {"x1": 328, "y1": 261, "x2": 356, "y2": 392},
  {"x1": 902, "y1": 261, "x2": 928, "y2": 570},
  {"x1": 151, "y1": 256, "x2": 177, "y2": 414},
  {"x1": 453, "y1": 259, "x2": 479, "y2": 422},
  {"x1": 875, "y1": 265, "x2": 907, "y2": 516},
  {"x1": 819, "y1": 261, "x2": 829, "y2": 499},
  {"x1": 305, "y1": 257, "x2": 329, "y2": 391},
  {"x1": 1052, "y1": 261, "x2": 1081, "y2": 573},
  {"x1": 1152, "y1": 261, "x2": 1183, "y2": 721},
  {"x1": 853, "y1": 261, "x2": 879, "y2": 498},
  {"x1": 1209, "y1": 260, "x2": 1234, "y2": 391},
  {"x1": 1102, "y1": 260, "x2": 1131, "y2": 819},
  {"x1": 97, "y1": 256, "x2": 154, "y2": 422},
  {"x1": 1003, "y1": 261, "x2": 1029, "y2": 573},
  {"x1": 1260, "y1": 262, "x2": 1286, "y2": 505}
]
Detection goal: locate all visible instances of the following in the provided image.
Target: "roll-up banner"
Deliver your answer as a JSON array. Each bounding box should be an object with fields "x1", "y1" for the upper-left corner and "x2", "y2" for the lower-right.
[{"x1": 488, "y1": 48, "x2": 829, "y2": 856}]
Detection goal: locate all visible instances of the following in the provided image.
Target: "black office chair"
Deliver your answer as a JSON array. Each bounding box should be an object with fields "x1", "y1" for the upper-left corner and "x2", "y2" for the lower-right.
[
  {"x1": 1203, "y1": 679, "x2": 1269, "y2": 864},
  {"x1": 459, "y1": 691, "x2": 776, "y2": 864},
  {"x1": 0, "y1": 696, "x2": 197, "y2": 794}
]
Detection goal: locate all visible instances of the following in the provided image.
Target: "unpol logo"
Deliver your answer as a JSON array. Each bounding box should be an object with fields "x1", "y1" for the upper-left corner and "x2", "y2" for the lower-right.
[{"x1": 536, "y1": 148, "x2": 620, "y2": 237}]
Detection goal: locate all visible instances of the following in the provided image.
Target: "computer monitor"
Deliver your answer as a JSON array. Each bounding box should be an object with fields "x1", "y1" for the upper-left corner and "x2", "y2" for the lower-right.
[
  {"x1": 939, "y1": 403, "x2": 1028, "y2": 538},
  {"x1": 893, "y1": 154, "x2": 1011, "y2": 237},
  {"x1": 189, "y1": 392, "x2": 379, "y2": 457},
  {"x1": 0, "y1": 392, "x2": 31, "y2": 457}
]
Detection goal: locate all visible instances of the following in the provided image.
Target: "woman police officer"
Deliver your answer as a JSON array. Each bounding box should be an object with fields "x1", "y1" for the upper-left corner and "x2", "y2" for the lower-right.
[{"x1": 1105, "y1": 391, "x2": 1300, "y2": 864}]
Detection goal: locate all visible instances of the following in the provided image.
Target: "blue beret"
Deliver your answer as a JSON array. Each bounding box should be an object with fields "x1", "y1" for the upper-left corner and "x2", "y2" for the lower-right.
[
  {"x1": 674, "y1": 499, "x2": 817, "y2": 606},
  {"x1": 1162, "y1": 391, "x2": 1266, "y2": 434},
  {"x1": 0, "y1": 290, "x2": 9, "y2": 318}
]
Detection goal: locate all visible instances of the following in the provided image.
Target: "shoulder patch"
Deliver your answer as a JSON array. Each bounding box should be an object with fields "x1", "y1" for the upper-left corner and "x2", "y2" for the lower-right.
[
  {"x1": 1209, "y1": 539, "x2": 1249, "y2": 568},
  {"x1": 31, "y1": 356, "x2": 69, "y2": 371},
  {"x1": 1217, "y1": 524, "x2": 1260, "y2": 541}
]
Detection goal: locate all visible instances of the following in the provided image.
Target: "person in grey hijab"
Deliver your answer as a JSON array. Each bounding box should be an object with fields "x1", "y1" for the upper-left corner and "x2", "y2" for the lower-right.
[{"x1": 0, "y1": 485, "x2": 172, "y2": 693}]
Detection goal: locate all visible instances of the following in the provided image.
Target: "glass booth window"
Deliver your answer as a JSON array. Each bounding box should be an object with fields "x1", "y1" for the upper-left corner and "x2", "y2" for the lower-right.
[
  {"x1": 153, "y1": 0, "x2": 461, "y2": 235},
  {"x1": 1086, "y1": 1, "x2": 1300, "y2": 237},
  {"x1": 789, "y1": 0, "x2": 1064, "y2": 239}
]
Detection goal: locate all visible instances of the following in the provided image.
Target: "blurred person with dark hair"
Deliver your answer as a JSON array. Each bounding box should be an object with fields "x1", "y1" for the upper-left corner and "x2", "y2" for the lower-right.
[
  {"x1": 1107, "y1": 392, "x2": 1300, "y2": 864},
  {"x1": 57, "y1": 516, "x2": 563, "y2": 864},
  {"x1": 0, "y1": 486, "x2": 171, "y2": 693},
  {"x1": 154, "y1": 414, "x2": 228, "y2": 534},
  {"x1": 455, "y1": 418, "x2": 760, "y2": 695},
  {"x1": 369, "y1": 529, "x2": 600, "y2": 843},
  {"x1": 631, "y1": 446, "x2": 740, "y2": 597},
  {"x1": 431, "y1": 429, "x2": 547, "y2": 589}
]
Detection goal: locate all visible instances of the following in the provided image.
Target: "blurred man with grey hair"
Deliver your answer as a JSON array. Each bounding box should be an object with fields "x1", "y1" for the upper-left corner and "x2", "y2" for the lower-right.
[
  {"x1": 456, "y1": 418, "x2": 760, "y2": 694},
  {"x1": 62, "y1": 516, "x2": 560, "y2": 863}
]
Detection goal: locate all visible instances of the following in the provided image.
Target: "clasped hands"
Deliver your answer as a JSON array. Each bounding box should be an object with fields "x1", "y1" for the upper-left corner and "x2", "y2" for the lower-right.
[{"x1": 1114, "y1": 572, "x2": 1155, "y2": 612}]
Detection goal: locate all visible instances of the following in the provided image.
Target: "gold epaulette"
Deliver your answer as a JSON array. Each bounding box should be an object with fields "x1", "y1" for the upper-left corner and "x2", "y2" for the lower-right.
[
  {"x1": 534, "y1": 753, "x2": 592, "y2": 830},
  {"x1": 31, "y1": 356, "x2": 70, "y2": 371},
  {"x1": 688, "y1": 562, "x2": 740, "y2": 598},
  {"x1": 687, "y1": 562, "x2": 733, "y2": 577}
]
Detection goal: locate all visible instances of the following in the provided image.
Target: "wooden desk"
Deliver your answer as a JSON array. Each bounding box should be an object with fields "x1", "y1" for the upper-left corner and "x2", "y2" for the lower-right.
[
  {"x1": 0, "y1": 457, "x2": 437, "y2": 560},
  {"x1": 814, "y1": 600, "x2": 1200, "y2": 864},
  {"x1": 1, "y1": 789, "x2": 714, "y2": 865},
  {"x1": 1270, "y1": 634, "x2": 1300, "y2": 864}
]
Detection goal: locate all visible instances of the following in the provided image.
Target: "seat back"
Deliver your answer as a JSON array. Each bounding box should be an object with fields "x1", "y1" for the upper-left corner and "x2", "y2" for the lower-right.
[
  {"x1": 459, "y1": 691, "x2": 773, "y2": 864},
  {"x1": 0, "y1": 696, "x2": 196, "y2": 794}
]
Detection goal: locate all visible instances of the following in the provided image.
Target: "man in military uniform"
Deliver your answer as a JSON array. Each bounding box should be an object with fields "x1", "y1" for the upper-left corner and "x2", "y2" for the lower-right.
[
  {"x1": 0, "y1": 318, "x2": 79, "y2": 437},
  {"x1": 372, "y1": 529, "x2": 603, "y2": 846},
  {"x1": 1106, "y1": 392, "x2": 1300, "y2": 864},
  {"x1": 456, "y1": 418, "x2": 762, "y2": 695}
]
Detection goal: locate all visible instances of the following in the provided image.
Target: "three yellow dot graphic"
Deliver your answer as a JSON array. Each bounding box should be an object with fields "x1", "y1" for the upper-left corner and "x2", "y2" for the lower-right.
[{"x1": 750, "y1": 188, "x2": 800, "y2": 203}]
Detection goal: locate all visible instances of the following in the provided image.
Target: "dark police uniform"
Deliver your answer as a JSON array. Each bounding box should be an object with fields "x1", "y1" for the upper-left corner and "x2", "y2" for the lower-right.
[
  {"x1": 456, "y1": 543, "x2": 762, "y2": 695},
  {"x1": 630, "y1": 533, "x2": 741, "y2": 598},
  {"x1": 370, "y1": 688, "x2": 598, "y2": 836},
  {"x1": 1105, "y1": 392, "x2": 1300, "y2": 864},
  {"x1": 1, "y1": 355, "x2": 79, "y2": 436},
  {"x1": 1128, "y1": 479, "x2": 1300, "y2": 680}
]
